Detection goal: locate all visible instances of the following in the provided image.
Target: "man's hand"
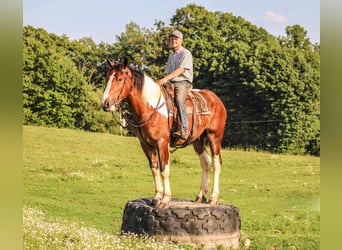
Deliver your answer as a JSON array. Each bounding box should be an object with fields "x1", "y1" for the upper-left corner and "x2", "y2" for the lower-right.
[
  {"x1": 158, "y1": 67, "x2": 184, "y2": 86},
  {"x1": 158, "y1": 77, "x2": 168, "y2": 86}
]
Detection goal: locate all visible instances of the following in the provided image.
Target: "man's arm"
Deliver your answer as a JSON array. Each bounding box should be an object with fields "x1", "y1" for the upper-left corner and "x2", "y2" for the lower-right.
[{"x1": 157, "y1": 67, "x2": 185, "y2": 86}]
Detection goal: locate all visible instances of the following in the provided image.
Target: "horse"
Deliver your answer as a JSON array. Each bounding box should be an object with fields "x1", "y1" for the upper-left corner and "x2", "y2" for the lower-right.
[{"x1": 101, "y1": 58, "x2": 227, "y2": 208}]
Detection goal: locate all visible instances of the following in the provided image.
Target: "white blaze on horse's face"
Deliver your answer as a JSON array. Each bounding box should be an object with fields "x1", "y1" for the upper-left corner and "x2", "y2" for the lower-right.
[
  {"x1": 142, "y1": 75, "x2": 168, "y2": 117},
  {"x1": 101, "y1": 72, "x2": 116, "y2": 111}
]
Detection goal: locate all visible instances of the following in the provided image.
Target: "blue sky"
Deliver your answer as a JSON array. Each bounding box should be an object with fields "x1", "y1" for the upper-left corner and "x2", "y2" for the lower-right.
[{"x1": 23, "y1": 0, "x2": 320, "y2": 44}]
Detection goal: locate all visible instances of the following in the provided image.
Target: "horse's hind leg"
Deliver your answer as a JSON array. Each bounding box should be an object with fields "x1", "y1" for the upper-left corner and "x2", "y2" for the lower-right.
[
  {"x1": 207, "y1": 131, "x2": 223, "y2": 206},
  {"x1": 209, "y1": 154, "x2": 222, "y2": 205},
  {"x1": 193, "y1": 135, "x2": 211, "y2": 203}
]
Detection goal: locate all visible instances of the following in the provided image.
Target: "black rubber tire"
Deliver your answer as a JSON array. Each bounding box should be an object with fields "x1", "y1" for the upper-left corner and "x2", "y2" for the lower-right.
[{"x1": 121, "y1": 197, "x2": 241, "y2": 248}]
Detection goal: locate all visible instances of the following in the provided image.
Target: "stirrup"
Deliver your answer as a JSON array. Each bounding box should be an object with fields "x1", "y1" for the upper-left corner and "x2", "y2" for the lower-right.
[{"x1": 172, "y1": 131, "x2": 182, "y2": 138}]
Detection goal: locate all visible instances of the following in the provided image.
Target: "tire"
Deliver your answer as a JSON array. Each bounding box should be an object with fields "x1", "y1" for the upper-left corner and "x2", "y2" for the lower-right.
[{"x1": 121, "y1": 198, "x2": 241, "y2": 249}]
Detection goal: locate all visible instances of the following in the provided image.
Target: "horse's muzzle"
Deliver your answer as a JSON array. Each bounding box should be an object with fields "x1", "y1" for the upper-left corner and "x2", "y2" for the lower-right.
[{"x1": 102, "y1": 99, "x2": 116, "y2": 112}]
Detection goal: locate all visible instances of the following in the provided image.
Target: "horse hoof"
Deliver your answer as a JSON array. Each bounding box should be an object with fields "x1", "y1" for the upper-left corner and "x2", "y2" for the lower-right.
[
  {"x1": 157, "y1": 201, "x2": 171, "y2": 209},
  {"x1": 152, "y1": 199, "x2": 161, "y2": 207},
  {"x1": 208, "y1": 199, "x2": 218, "y2": 206},
  {"x1": 195, "y1": 195, "x2": 207, "y2": 203}
]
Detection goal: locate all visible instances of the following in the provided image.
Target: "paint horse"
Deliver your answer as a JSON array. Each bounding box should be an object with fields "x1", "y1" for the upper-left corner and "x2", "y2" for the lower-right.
[{"x1": 101, "y1": 58, "x2": 227, "y2": 208}]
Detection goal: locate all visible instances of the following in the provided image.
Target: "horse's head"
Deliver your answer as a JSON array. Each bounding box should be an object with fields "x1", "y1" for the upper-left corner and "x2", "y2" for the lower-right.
[{"x1": 101, "y1": 58, "x2": 132, "y2": 112}]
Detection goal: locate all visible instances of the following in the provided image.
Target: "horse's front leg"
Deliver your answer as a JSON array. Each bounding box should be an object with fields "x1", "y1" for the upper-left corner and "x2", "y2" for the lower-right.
[
  {"x1": 157, "y1": 143, "x2": 171, "y2": 209},
  {"x1": 151, "y1": 160, "x2": 164, "y2": 206},
  {"x1": 141, "y1": 144, "x2": 163, "y2": 206}
]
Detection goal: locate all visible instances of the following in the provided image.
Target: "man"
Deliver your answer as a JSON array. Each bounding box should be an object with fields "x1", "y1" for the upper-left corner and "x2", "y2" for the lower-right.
[{"x1": 158, "y1": 30, "x2": 193, "y2": 140}]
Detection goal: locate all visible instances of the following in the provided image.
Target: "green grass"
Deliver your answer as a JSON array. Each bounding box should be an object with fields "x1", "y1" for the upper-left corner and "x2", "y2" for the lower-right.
[
  {"x1": 23, "y1": 125, "x2": 320, "y2": 249},
  {"x1": 23, "y1": 207, "x2": 184, "y2": 250}
]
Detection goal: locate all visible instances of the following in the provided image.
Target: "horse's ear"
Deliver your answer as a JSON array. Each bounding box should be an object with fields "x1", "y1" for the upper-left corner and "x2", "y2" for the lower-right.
[
  {"x1": 123, "y1": 57, "x2": 128, "y2": 68},
  {"x1": 107, "y1": 59, "x2": 115, "y2": 68}
]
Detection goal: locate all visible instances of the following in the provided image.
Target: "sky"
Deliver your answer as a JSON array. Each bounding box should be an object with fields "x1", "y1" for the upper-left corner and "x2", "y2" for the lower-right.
[{"x1": 23, "y1": 0, "x2": 320, "y2": 44}]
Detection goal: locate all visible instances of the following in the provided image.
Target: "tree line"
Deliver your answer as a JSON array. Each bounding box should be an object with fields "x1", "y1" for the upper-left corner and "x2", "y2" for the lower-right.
[{"x1": 23, "y1": 4, "x2": 320, "y2": 155}]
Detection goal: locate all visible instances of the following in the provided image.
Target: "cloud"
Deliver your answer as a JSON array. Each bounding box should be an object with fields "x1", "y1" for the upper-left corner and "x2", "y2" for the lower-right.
[{"x1": 262, "y1": 11, "x2": 287, "y2": 23}]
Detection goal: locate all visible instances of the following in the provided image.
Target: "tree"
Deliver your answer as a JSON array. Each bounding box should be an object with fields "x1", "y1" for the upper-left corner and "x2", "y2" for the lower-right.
[
  {"x1": 23, "y1": 26, "x2": 88, "y2": 128},
  {"x1": 277, "y1": 25, "x2": 320, "y2": 154},
  {"x1": 110, "y1": 21, "x2": 170, "y2": 80},
  {"x1": 23, "y1": 25, "x2": 126, "y2": 134}
]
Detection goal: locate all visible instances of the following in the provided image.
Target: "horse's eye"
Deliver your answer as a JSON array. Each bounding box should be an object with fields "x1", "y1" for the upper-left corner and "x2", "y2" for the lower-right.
[{"x1": 118, "y1": 78, "x2": 123, "y2": 82}]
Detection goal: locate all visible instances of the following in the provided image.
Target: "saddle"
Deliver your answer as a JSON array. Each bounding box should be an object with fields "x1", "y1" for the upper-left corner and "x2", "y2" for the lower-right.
[{"x1": 162, "y1": 84, "x2": 211, "y2": 147}]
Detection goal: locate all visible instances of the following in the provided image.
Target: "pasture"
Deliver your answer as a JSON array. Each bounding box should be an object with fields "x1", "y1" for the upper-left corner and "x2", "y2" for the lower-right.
[{"x1": 23, "y1": 125, "x2": 320, "y2": 249}]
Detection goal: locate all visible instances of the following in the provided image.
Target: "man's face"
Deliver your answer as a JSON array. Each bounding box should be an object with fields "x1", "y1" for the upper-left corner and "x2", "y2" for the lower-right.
[{"x1": 169, "y1": 36, "x2": 182, "y2": 50}]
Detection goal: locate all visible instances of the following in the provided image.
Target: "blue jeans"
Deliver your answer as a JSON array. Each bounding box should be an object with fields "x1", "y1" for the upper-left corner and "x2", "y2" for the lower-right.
[{"x1": 174, "y1": 81, "x2": 191, "y2": 133}]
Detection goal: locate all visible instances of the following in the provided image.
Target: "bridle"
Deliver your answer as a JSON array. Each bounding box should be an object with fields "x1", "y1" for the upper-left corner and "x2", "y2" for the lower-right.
[
  {"x1": 107, "y1": 69, "x2": 130, "y2": 109},
  {"x1": 109, "y1": 67, "x2": 166, "y2": 128}
]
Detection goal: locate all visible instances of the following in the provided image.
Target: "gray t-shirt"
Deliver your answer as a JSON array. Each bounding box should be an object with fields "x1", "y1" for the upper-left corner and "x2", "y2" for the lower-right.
[{"x1": 166, "y1": 46, "x2": 193, "y2": 83}]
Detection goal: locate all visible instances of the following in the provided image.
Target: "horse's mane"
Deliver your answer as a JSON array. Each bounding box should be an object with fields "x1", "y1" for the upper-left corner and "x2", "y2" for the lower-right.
[
  {"x1": 113, "y1": 63, "x2": 159, "y2": 102},
  {"x1": 130, "y1": 67, "x2": 145, "y2": 93},
  {"x1": 112, "y1": 62, "x2": 145, "y2": 92},
  {"x1": 126, "y1": 66, "x2": 161, "y2": 106}
]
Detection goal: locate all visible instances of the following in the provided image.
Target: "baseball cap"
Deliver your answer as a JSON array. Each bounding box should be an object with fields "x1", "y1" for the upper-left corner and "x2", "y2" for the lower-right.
[{"x1": 170, "y1": 30, "x2": 183, "y2": 39}]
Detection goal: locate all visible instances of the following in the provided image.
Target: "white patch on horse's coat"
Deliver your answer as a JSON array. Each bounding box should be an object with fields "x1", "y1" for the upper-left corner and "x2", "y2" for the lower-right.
[
  {"x1": 199, "y1": 151, "x2": 211, "y2": 170},
  {"x1": 213, "y1": 154, "x2": 221, "y2": 166},
  {"x1": 211, "y1": 154, "x2": 222, "y2": 200},
  {"x1": 198, "y1": 151, "x2": 211, "y2": 198},
  {"x1": 151, "y1": 167, "x2": 163, "y2": 199},
  {"x1": 161, "y1": 162, "x2": 171, "y2": 199},
  {"x1": 101, "y1": 73, "x2": 115, "y2": 105},
  {"x1": 142, "y1": 75, "x2": 168, "y2": 117}
]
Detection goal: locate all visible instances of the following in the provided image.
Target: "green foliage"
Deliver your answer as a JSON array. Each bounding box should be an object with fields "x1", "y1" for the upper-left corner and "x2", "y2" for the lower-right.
[
  {"x1": 22, "y1": 3, "x2": 320, "y2": 154},
  {"x1": 23, "y1": 26, "x2": 87, "y2": 128},
  {"x1": 23, "y1": 26, "x2": 124, "y2": 134},
  {"x1": 23, "y1": 126, "x2": 320, "y2": 249},
  {"x1": 111, "y1": 21, "x2": 170, "y2": 79}
]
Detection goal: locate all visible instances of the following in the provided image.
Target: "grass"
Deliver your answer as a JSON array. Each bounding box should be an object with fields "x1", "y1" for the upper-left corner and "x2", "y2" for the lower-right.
[
  {"x1": 23, "y1": 207, "x2": 184, "y2": 249},
  {"x1": 23, "y1": 125, "x2": 320, "y2": 249}
]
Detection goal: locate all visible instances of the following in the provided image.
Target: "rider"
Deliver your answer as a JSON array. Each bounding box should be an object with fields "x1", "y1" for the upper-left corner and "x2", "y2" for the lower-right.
[{"x1": 158, "y1": 30, "x2": 193, "y2": 140}]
